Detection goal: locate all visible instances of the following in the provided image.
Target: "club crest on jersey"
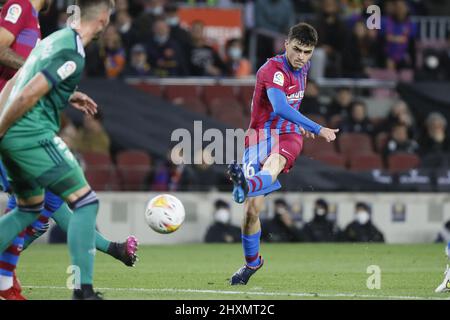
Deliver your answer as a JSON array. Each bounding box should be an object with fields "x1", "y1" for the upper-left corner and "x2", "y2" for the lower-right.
[
  {"x1": 287, "y1": 90, "x2": 304, "y2": 102},
  {"x1": 5, "y1": 4, "x2": 22, "y2": 24},
  {"x1": 273, "y1": 71, "x2": 284, "y2": 86},
  {"x1": 57, "y1": 61, "x2": 77, "y2": 80}
]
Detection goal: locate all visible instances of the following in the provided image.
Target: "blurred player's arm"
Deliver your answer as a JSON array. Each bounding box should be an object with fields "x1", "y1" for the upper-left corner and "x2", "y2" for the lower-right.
[
  {"x1": 0, "y1": 72, "x2": 49, "y2": 137},
  {"x1": 0, "y1": 67, "x2": 20, "y2": 113},
  {"x1": 267, "y1": 88, "x2": 338, "y2": 142},
  {"x1": 0, "y1": 27, "x2": 24, "y2": 69},
  {"x1": 69, "y1": 91, "x2": 98, "y2": 115}
]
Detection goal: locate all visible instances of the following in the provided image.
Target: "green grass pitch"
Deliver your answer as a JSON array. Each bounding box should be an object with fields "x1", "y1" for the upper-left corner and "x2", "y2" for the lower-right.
[{"x1": 17, "y1": 243, "x2": 450, "y2": 300}]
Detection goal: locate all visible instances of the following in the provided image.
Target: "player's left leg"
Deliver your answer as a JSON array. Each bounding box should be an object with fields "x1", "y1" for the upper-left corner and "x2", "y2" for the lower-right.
[{"x1": 435, "y1": 241, "x2": 450, "y2": 293}]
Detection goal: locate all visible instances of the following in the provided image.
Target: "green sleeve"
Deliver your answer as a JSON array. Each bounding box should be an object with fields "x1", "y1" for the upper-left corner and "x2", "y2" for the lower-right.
[{"x1": 41, "y1": 49, "x2": 84, "y2": 89}]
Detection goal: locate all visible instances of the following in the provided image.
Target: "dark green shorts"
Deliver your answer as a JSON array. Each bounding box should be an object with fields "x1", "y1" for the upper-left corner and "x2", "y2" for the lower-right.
[{"x1": 0, "y1": 135, "x2": 88, "y2": 199}]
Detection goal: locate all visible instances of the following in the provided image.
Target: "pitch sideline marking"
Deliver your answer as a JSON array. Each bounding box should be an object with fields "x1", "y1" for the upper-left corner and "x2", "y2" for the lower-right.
[{"x1": 23, "y1": 285, "x2": 450, "y2": 300}]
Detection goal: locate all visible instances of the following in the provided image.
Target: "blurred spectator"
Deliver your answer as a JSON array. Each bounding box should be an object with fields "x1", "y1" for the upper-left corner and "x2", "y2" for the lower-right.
[
  {"x1": 340, "y1": 101, "x2": 374, "y2": 134},
  {"x1": 103, "y1": 25, "x2": 127, "y2": 79},
  {"x1": 377, "y1": 100, "x2": 417, "y2": 138},
  {"x1": 301, "y1": 80, "x2": 329, "y2": 117},
  {"x1": 313, "y1": 0, "x2": 349, "y2": 77},
  {"x1": 419, "y1": 112, "x2": 450, "y2": 156},
  {"x1": 204, "y1": 200, "x2": 241, "y2": 243},
  {"x1": 327, "y1": 87, "x2": 353, "y2": 121},
  {"x1": 342, "y1": 20, "x2": 381, "y2": 77},
  {"x1": 342, "y1": 202, "x2": 385, "y2": 242},
  {"x1": 379, "y1": 0, "x2": 417, "y2": 71},
  {"x1": 115, "y1": 10, "x2": 140, "y2": 57},
  {"x1": 383, "y1": 122, "x2": 419, "y2": 158},
  {"x1": 135, "y1": 0, "x2": 166, "y2": 41},
  {"x1": 302, "y1": 198, "x2": 340, "y2": 242},
  {"x1": 261, "y1": 198, "x2": 303, "y2": 242},
  {"x1": 124, "y1": 44, "x2": 153, "y2": 76},
  {"x1": 146, "y1": 17, "x2": 188, "y2": 76},
  {"x1": 165, "y1": 3, "x2": 192, "y2": 56},
  {"x1": 188, "y1": 148, "x2": 220, "y2": 191},
  {"x1": 435, "y1": 220, "x2": 450, "y2": 243},
  {"x1": 224, "y1": 38, "x2": 252, "y2": 78},
  {"x1": 188, "y1": 20, "x2": 226, "y2": 76},
  {"x1": 254, "y1": 0, "x2": 295, "y2": 68},
  {"x1": 74, "y1": 111, "x2": 111, "y2": 156}
]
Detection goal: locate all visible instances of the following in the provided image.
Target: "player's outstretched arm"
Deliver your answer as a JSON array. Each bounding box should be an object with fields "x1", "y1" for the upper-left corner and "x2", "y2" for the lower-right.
[
  {"x1": 267, "y1": 87, "x2": 322, "y2": 135},
  {"x1": 0, "y1": 72, "x2": 49, "y2": 137},
  {"x1": 0, "y1": 27, "x2": 25, "y2": 70}
]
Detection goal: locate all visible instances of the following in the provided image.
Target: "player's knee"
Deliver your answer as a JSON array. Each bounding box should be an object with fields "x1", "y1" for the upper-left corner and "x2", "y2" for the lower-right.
[
  {"x1": 18, "y1": 201, "x2": 45, "y2": 215},
  {"x1": 245, "y1": 199, "x2": 261, "y2": 220},
  {"x1": 68, "y1": 189, "x2": 99, "y2": 211}
]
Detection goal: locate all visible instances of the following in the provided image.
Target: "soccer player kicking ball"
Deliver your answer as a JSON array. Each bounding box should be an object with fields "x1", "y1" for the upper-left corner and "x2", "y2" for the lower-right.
[
  {"x1": 0, "y1": 0, "x2": 137, "y2": 300},
  {"x1": 0, "y1": 0, "x2": 115, "y2": 299},
  {"x1": 227, "y1": 23, "x2": 338, "y2": 285}
]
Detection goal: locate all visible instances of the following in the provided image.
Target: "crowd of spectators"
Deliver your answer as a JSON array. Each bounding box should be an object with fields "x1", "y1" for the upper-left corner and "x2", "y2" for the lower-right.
[
  {"x1": 204, "y1": 198, "x2": 386, "y2": 243},
  {"x1": 34, "y1": 0, "x2": 450, "y2": 80}
]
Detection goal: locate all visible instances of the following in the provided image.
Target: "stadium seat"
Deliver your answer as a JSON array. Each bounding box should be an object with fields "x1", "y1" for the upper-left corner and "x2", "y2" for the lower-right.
[
  {"x1": 132, "y1": 83, "x2": 163, "y2": 97},
  {"x1": 302, "y1": 138, "x2": 337, "y2": 157},
  {"x1": 208, "y1": 97, "x2": 244, "y2": 122},
  {"x1": 203, "y1": 85, "x2": 237, "y2": 107},
  {"x1": 338, "y1": 133, "x2": 374, "y2": 157},
  {"x1": 82, "y1": 152, "x2": 119, "y2": 190},
  {"x1": 314, "y1": 153, "x2": 346, "y2": 169},
  {"x1": 116, "y1": 150, "x2": 152, "y2": 191},
  {"x1": 165, "y1": 85, "x2": 201, "y2": 101},
  {"x1": 239, "y1": 86, "x2": 254, "y2": 114},
  {"x1": 349, "y1": 154, "x2": 384, "y2": 172},
  {"x1": 387, "y1": 153, "x2": 420, "y2": 173},
  {"x1": 171, "y1": 96, "x2": 208, "y2": 115},
  {"x1": 375, "y1": 132, "x2": 389, "y2": 153}
]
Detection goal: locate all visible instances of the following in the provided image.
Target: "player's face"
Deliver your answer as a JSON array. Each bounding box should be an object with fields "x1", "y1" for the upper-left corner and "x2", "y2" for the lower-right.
[
  {"x1": 285, "y1": 39, "x2": 314, "y2": 70},
  {"x1": 93, "y1": 9, "x2": 112, "y2": 40}
]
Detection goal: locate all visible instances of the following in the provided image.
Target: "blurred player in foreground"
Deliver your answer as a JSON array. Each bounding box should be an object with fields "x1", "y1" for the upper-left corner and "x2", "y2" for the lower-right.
[
  {"x1": 0, "y1": 0, "x2": 116, "y2": 300},
  {"x1": 0, "y1": 0, "x2": 137, "y2": 300},
  {"x1": 227, "y1": 22, "x2": 338, "y2": 285}
]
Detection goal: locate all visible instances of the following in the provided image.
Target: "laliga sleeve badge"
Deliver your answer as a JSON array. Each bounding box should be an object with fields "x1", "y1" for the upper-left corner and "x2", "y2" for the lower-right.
[
  {"x1": 57, "y1": 61, "x2": 77, "y2": 80},
  {"x1": 5, "y1": 4, "x2": 22, "y2": 24},
  {"x1": 273, "y1": 71, "x2": 284, "y2": 86}
]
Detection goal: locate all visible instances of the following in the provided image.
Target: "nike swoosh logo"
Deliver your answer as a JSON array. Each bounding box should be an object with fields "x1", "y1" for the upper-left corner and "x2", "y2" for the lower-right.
[{"x1": 288, "y1": 85, "x2": 296, "y2": 90}]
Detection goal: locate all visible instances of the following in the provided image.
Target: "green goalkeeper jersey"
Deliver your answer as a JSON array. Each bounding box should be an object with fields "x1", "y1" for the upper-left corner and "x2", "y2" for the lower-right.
[{"x1": 2, "y1": 27, "x2": 85, "y2": 148}]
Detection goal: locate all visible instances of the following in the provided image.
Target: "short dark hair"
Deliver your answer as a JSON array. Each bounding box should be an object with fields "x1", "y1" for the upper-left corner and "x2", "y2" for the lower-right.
[{"x1": 287, "y1": 22, "x2": 318, "y2": 47}]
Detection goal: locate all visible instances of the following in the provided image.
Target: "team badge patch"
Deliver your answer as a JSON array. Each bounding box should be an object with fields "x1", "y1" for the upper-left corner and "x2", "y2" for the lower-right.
[
  {"x1": 273, "y1": 71, "x2": 284, "y2": 86},
  {"x1": 5, "y1": 4, "x2": 22, "y2": 24},
  {"x1": 57, "y1": 61, "x2": 77, "y2": 80}
]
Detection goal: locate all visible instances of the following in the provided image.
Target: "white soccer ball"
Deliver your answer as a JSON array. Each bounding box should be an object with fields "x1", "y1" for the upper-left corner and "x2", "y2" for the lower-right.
[{"x1": 145, "y1": 194, "x2": 185, "y2": 234}]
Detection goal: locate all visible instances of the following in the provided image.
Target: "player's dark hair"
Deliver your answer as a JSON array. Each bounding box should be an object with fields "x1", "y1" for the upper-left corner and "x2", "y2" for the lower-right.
[{"x1": 287, "y1": 22, "x2": 318, "y2": 47}]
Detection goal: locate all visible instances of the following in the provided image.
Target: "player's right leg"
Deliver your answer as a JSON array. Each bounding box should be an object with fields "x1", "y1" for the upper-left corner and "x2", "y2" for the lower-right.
[
  {"x1": 229, "y1": 153, "x2": 287, "y2": 285},
  {"x1": 0, "y1": 193, "x2": 44, "y2": 300}
]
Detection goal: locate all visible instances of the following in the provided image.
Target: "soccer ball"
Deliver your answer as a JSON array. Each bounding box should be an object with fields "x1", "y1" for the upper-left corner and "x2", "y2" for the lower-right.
[{"x1": 145, "y1": 194, "x2": 185, "y2": 234}]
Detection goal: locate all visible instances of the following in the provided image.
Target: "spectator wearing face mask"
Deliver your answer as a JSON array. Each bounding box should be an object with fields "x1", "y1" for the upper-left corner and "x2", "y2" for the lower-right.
[
  {"x1": 342, "y1": 202, "x2": 385, "y2": 242},
  {"x1": 261, "y1": 198, "x2": 303, "y2": 242},
  {"x1": 204, "y1": 200, "x2": 241, "y2": 243},
  {"x1": 224, "y1": 38, "x2": 252, "y2": 78},
  {"x1": 302, "y1": 199, "x2": 340, "y2": 242},
  {"x1": 146, "y1": 17, "x2": 189, "y2": 76},
  {"x1": 164, "y1": 3, "x2": 191, "y2": 59}
]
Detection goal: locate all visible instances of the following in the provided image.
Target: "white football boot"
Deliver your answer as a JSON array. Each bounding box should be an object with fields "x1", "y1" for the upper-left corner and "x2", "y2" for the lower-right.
[{"x1": 435, "y1": 264, "x2": 450, "y2": 293}]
